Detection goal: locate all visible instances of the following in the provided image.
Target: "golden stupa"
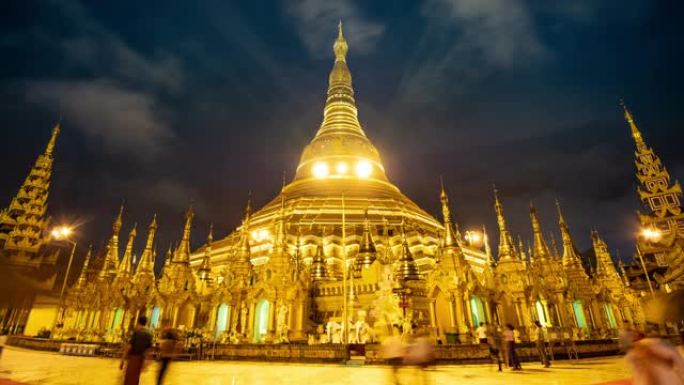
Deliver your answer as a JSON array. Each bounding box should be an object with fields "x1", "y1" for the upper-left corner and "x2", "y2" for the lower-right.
[
  {"x1": 5, "y1": 23, "x2": 643, "y2": 346},
  {"x1": 198, "y1": 23, "x2": 488, "y2": 274}
]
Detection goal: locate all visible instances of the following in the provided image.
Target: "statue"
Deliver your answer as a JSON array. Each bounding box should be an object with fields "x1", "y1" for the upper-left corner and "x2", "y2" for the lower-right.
[
  {"x1": 276, "y1": 303, "x2": 289, "y2": 343},
  {"x1": 239, "y1": 303, "x2": 248, "y2": 336}
]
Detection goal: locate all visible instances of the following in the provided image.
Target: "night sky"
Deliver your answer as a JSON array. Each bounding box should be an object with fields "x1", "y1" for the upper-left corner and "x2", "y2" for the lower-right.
[{"x1": 2, "y1": 1, "x2": 683, "y2": 270}]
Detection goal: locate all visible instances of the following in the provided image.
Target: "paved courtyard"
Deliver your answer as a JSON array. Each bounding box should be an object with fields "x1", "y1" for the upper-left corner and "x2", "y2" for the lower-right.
[{"x1": 0, "y1": 347, "x2": 630, "y2": 385}]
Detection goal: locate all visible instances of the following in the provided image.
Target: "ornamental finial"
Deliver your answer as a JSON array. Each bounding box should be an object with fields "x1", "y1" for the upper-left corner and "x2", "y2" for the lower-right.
[
  {"x1": 333, "y1": 20, "x2": 348, "y2": 62},
  {"x1": 45, "y1": 121, "x2": 61, "y2": 156},
  {"x1": 620, "y1": 99, "x2": 646, "y2": 151}
]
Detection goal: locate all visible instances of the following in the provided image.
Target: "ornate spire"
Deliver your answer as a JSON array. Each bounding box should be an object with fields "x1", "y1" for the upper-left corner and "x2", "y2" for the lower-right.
[
  {"x1": 591, "y1": 229, "x2": 621, "y2": 280},
  {"x1": 76, "y1": 245, "x2": 93, "y2": 288},
  {"x1": 549, "y1": 231, "x2": 560, "y2": 259},
  {"x1": 529, "y1": 203, "x2": 551, "y2": 261},
  {"x1": 198, "y1": 224, "x2": 213, "y2": 281},
  {"x1": 556, "y1": 201, "x2": 583, "y2": 268},
  {"x1": 621, "y1": 100, "x2": 646, "y2": 152},
  {"x1": 162, "y1": 243, "x2": 173, "y2": 273},
  {"x1": 135, "y1": 214, "x2": 157, "y2": 276},
  {"x1": 395, "y1": 226, "x2": 421, "y2": 281},
  {"x1": 174, "y1": 207, "x2": 193, "y2": 264},
  {"x1": 294, "y1": 22, "x2": 387, "y2": 182},
  {"x1": 235, "y1": 201, "x2": 253, "y2": 282},
  {"x1": 311, "y1": 241, "x2": 328, "y2": 282},
  {"x1": 494, "y1": 187, "x2": 517, "y2": 261},
  {"x1": 518, "y1": 236, "x2": 528, "y2": 263},
  {"x1": 440, "y1": 178, "x2": 459, "y2": 249},
  {"x1": 100, "y1": 206, "x2": 123, "y2": 279},
  {"x1": 117, "y1": 223, "x2": 137, "y2": 277},
  {"x1": 0, "y1": 121, "x2": 61, "y2": 255},
  {"x1": 355, "y1": 209, "x2": 377, "y2": 270}
]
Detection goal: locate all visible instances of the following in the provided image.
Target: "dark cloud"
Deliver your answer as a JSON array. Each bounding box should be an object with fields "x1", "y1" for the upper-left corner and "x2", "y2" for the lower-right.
[{"x1": 25, "y1": 80, "x2": 173, "y2": 158}]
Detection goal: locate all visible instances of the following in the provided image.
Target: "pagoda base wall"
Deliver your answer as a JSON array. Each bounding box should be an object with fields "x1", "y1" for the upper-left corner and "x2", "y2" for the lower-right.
[{"x1": 11, "y1": 336, "x2": 680, "y2": 364}]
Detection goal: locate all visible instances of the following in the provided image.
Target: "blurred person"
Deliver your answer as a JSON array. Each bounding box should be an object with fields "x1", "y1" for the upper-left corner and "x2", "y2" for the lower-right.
[
  {"x1": 619, "y1": 323, "x2": 635, "y2": 353},
  {"x1": 0, "y1": 330, "x2": 7, "y2": 358},
  {"x1": 476, "y1": 322, "x2": 488, "y2": 345},
  {"x1": 487, "y1": 326, "x2": 503, "y2": 372},
  {"x1": 504, "y1": 324, "x2": 522, "y2": 370},
  {"x1": 534, "y1": 321, "x2": 551, "y2": 368},
  {"x1": 157, "y1": 327, "x2": 179, "y2": 385},
  {"x1": 381, "y1": 327, "x2": 405, "y2": 385},
  {"x1": 564, "y1": 327, "x2": 579, "y2": 360},
  {"x1": 405, "y1": 333, "x2": 434, "y2": 385},
  {"x1": 120, "y1": 315, "x2": 153, "y2": 385},
  {"x1": 626, "y1": 336, "x2": 684, "y2": 385}
]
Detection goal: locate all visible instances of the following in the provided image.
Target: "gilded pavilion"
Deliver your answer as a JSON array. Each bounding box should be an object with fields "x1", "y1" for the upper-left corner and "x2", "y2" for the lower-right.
[{"x1": 2, "y1": 24, "x2": 654, "y2": 343}]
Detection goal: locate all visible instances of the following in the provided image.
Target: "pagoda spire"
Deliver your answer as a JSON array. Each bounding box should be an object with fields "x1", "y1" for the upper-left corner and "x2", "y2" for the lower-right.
[
  {"x1": 100, "y1": 205, "x2": 124, "y2": 279},
  {"x1": 395, "y1": 225, "x2": 420, "y2": 281},
  {"x1": 293, "y1": 22, "x2": 387, "y2": 182},
  {"x1": 529, "y1": 203, "x2": 551, "y2": 261},
  {"x1": 494, "y1": 187, "x2": 517, "y2": 261},
  {"x1": 591, "y1": 230, "x2": 621, "y2": 280},
  {"x1": 174, "y1": 207, "x2": 193, "y2": 264},
  {"x1": 556, "y1": 201, "x2": 583, "y2": 268},
  {"x1": 355, "y1": 209, "x2": 377, "y2": 270},
  {"x1": 234, "y1": 200, "x2": 253, "y2": 284},
  {"x1": 311, "y1": 241, "x2": 328, "y2": 282},
  {"x1": 198, "y1": 224, "x2": 213, "y2": 281},
  {"x1": 135, "y1": 214, "x2": 157, "y2": 276},
  {"x1": 0, "y1": 121, "x2": 61, "y2": 254},
  {"x1": 76, "y1": 245, "x2": 93, "y2": 288},
  {"x1": 440, "y1": 178, "x2": 459, "y2": 249},
  {"x1": 117, "y1": 223, "x2": 137, "y2": 277},
  {"x1": 621, "y1": 100, "x2": 646, "y2": 152}
]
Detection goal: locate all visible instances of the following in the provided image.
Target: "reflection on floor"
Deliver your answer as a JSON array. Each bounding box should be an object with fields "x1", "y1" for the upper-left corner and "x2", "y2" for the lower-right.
[{"x1": 0, "y1": 347, "x2": 630, "y2": 385}]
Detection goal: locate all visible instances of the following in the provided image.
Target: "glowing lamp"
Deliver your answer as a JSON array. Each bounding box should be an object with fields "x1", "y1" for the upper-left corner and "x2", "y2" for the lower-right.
[
  {"x1": 51, "y1": 226, "x2": 73, "y2": 240},
  {"x1": 640, "y1": 227, "x2": 662, "y2": 241},
  {"x1": 312, "y1": 162, "x2": 329, "y2": 178},
  {"x1": 335, "y1": 162, "x2": 349, "y2": 174},
  {"x1": 355, "y1": 160, "x2": 373, "y2": 178}
]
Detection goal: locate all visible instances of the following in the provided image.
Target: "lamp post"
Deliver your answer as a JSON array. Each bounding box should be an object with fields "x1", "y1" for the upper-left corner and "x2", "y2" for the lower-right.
[
  {"x1": 636, "y1": 226, "x2": 661, "y2": 296},
  {"x1": 51, "y1": 226, "x2": 77, "y2": 330}
]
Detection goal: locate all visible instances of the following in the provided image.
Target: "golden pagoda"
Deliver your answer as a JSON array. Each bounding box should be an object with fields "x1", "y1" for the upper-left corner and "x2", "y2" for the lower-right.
[{"x1": 44, "y1": 24, "x2": 645, "y2": 344}]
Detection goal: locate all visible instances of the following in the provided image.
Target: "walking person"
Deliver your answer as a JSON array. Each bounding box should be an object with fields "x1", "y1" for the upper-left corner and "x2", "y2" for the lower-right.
[
  {"x1": 404, "y1": 332, "x2": 434, "y2": 385},
  {"x1": 487, "y1": 327, "x2": 503, "y2": 372},
  {"x1": 504, "y1": 324, "x2": 522, "y2": 370},
  {"x1": 157, "y1": 327, "x2": 179, "y2": 385},
  {"x1": 534, "y1": 321, "x2": 551, "y2": 368},
  {"x1": 120, "y1": 315, "x2": 153, "y2": 385},
  {"x1": 381, "y1": 327, "x2": 405, "y2": 385}
]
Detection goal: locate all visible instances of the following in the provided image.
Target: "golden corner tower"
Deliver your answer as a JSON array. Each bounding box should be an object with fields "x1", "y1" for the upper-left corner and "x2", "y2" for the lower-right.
[{"x1": 621, "y1": 101, "x2": 684, "y2": 291}]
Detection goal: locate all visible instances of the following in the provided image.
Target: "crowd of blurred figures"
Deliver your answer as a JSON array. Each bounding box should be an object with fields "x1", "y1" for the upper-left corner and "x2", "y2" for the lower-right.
[{"x1": 27, "y1": 314, "x2": 681, "y2": 385}]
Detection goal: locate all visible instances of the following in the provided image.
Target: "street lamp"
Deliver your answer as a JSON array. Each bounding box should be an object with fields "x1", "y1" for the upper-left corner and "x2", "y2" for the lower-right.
[
  {"x1": 636, "y1": 226, "x2": 661, "y2": 295},
  {"x1": 51, "y1": 225, "x2": 77, "y2": 330}
]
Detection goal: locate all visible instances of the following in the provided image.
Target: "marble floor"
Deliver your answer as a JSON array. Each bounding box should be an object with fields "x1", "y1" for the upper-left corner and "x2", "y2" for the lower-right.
[{"x1": 0, "y1": 347, "x2": 631, "y2": 385}]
